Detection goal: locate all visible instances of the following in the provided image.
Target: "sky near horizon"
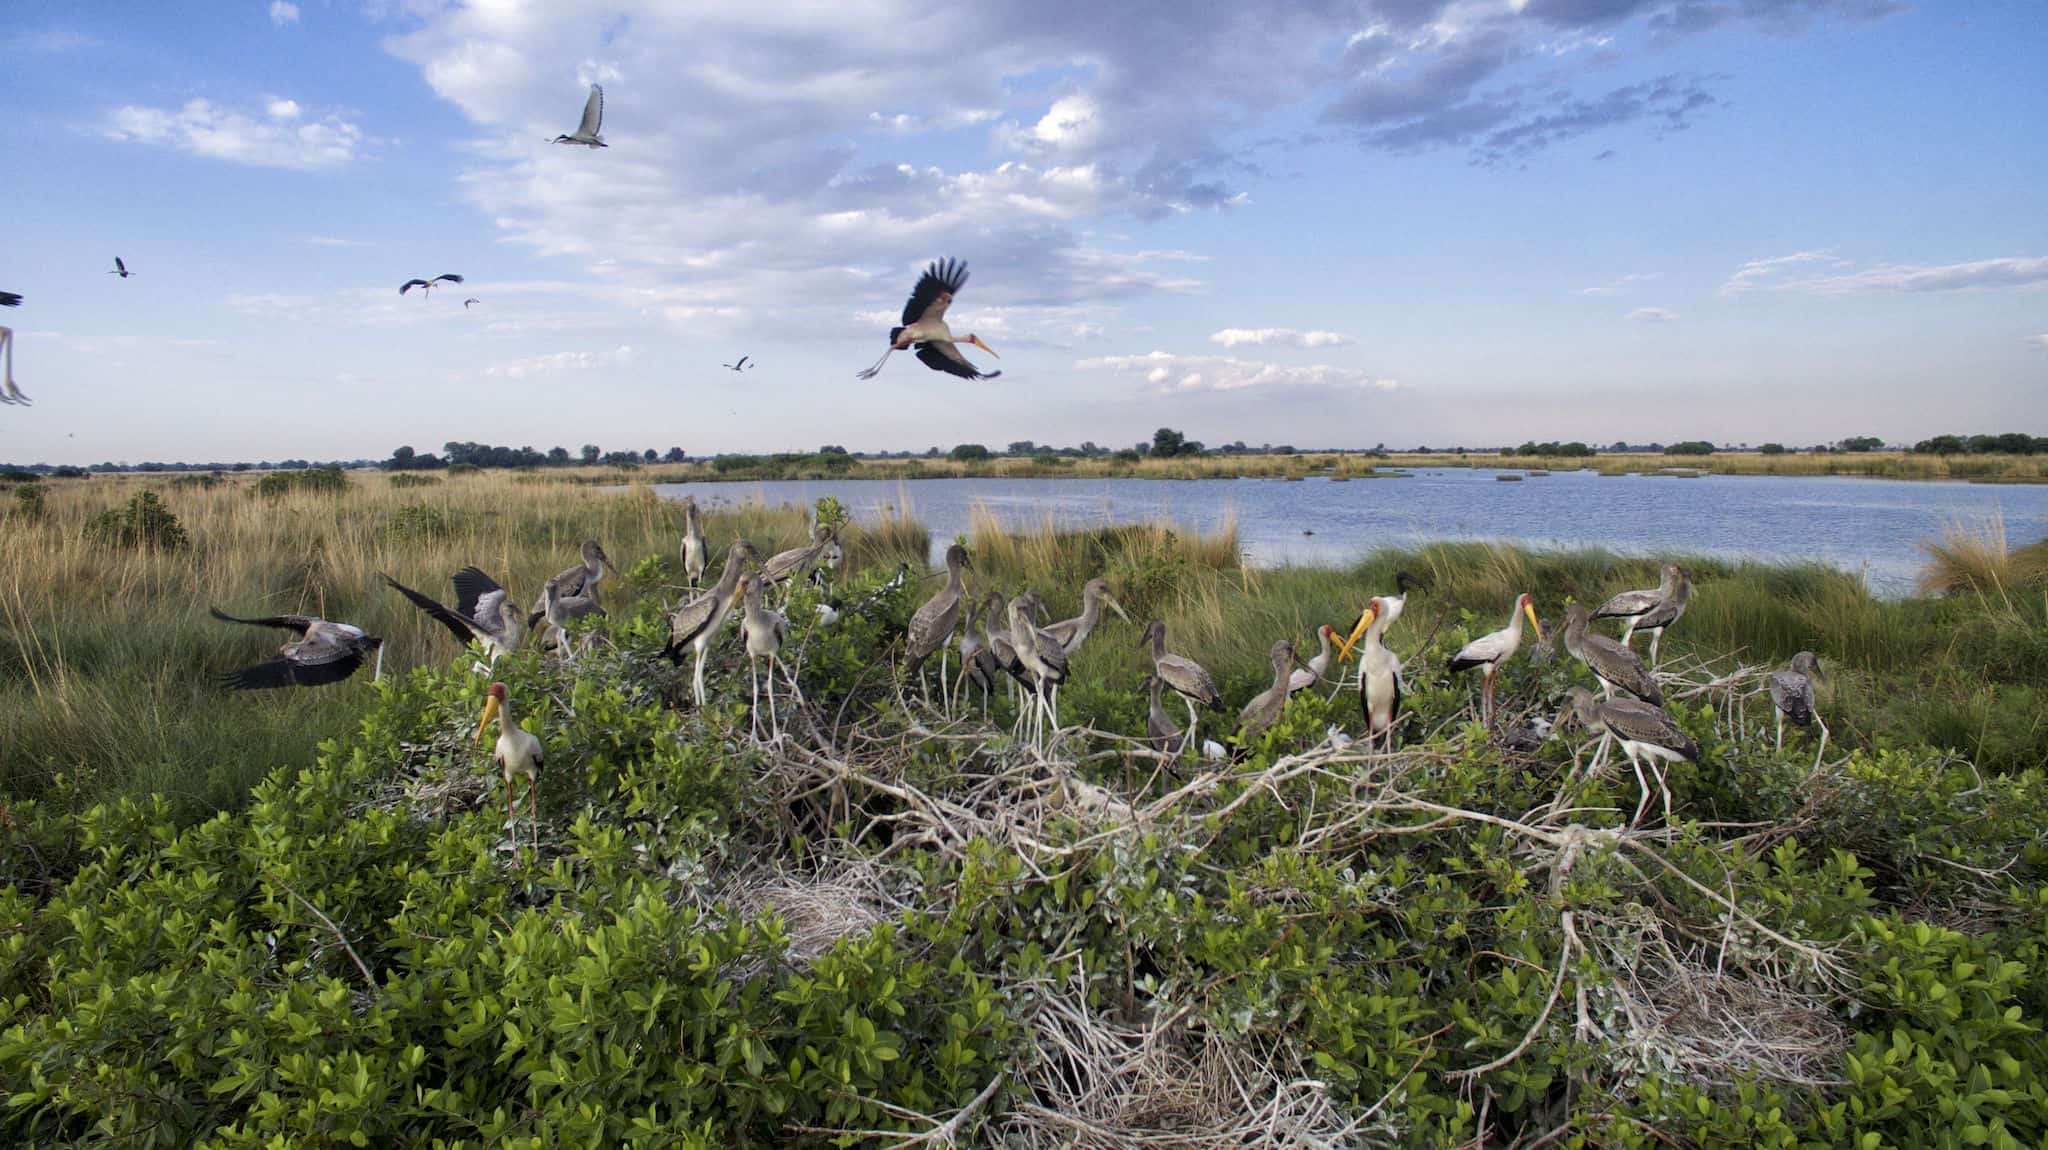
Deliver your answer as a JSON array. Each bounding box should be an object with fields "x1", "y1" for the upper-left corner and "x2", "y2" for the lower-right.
[{"x1": 2, "y1": 0, "x2": 2043, "y2": 465}]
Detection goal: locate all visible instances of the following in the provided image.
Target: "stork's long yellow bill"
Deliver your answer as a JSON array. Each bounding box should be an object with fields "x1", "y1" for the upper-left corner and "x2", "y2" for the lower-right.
[
  {"x1": 1336, "y1": 605, "x2": 1378, "y2": 662},
  {"x1": 968, "y1": 335, "x2": 999, "y2": 358},
  {"x1": 475, "y1": 695, "x2": 500, "y2": 743},
  {"x1": 1524, "y1": 599, "x2": 1545, "y2": 643}
]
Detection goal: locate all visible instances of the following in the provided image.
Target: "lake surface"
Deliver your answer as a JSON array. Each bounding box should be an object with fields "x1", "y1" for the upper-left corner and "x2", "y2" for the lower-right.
[{"x1": 652, "y1": 470, "x2": 2048, "y2": 595}]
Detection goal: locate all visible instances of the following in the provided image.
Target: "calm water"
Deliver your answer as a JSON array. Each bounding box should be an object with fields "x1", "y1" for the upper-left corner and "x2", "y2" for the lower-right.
[{"x1": 653, "y1": 470, "x2": 2048, "y2": 595}]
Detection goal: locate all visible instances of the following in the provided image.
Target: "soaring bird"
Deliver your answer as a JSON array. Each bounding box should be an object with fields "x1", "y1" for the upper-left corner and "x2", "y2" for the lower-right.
[
  {"x1": 554, "y1": 84, "x2": 606, "y2": 147},
  {"x1": 855, "y1": 258, "x2": 1000, "y2": 381},
  {"x1": 0, "y1": 293, "x2": 22, "y2": 307},
  {"x1": 463, "y1": 298, "x2": 481, "y2": 309},
  {"x1": 1447, "y1": 593, "x2": 1544, "y2": 725},
  {"x1": 1557, "y1": 686, "x2": 1697, "y2": 826},
  {"x1": 209, "y1": 607, "x2": 383, "y2": 689},
  {"x1": 400, "y1": 274, "x2": 464, "y2": 296},
  {"x1": 477, "y1": 682, "x2": 544, "y2": 854},
  {"x1": 723, "y1": 356, "x2": 753, "y2": 372},
  {"x1": 1562, "y1": 604, "x2": 1662, "y2": 706},
  {"x1": 1769, "y1": 651, "x2": 1828, "y2": 763},
  {"x1": 663, "y1": 540, "x2": 759, "y2": 706},
  {"x1": 1140, "y1": 618, "x2": 1221, "y2": 756},
  {"x1": 0, "y1": 301, "x2": 24, "y2": 407},
  {"x1": 109, "y1": 257, "x2": 134, "y2": 279},
  {"x1": 382, "y1": 567, "x2": 525, "y2": 668}
]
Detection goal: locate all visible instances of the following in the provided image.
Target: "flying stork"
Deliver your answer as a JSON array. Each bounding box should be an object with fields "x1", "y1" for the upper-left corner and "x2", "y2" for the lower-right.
[
  {"x1": 723, "y1": 356, "x2": 753, "y2": 372},
  {"x1": 209, "y1": 607, "x2": 384, "y2": 689},
  {"x1": 554, "y1": 84, "x2": 607, "y2": 147},
  {"x1": 0, "y1": 293, "x2": 25, "y2": 407},
  {"x1": 856, "y1": 258, "x2": 1000, "y2": 381},
  {"x1": 463, "y1": 298, "x2": 481, "y2": 309},
  {"x1": 400, "y1": 274, "x2": 465, "y2": 297},
  {"x1": 109, "y1": 257, "x2": 134, "y2": 279}
]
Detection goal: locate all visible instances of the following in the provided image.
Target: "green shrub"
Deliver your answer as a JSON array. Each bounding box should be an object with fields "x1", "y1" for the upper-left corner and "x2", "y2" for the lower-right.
[
  {"x1": 387, "y1": 473, "x2": 440, "y2": 489},
  {"x1": 446, "y1": 462, "x2": 480, "y2": 476},
  {"x1": 253, "y1": 468, "x2": 349, "y2": 498},
  {"x1": 11, "y1": 484, "x2": 45, "y2": 521},
  {"x1": 383, "y1": 502, "x2": 455, "y2": 539},
  {"x1": 83, "y1": 490, "x2": 188, "y2": 550}
]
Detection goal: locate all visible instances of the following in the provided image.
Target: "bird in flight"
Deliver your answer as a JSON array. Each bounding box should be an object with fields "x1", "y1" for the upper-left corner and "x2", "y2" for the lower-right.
[
  {"x1": 109, "y1": 257, "x2": 134, "y2": 279},
  {"x1": 400, "y1": 274, "x2": 464, "y2": 297},
  {"x1": 723, "y1": 356, "x2": 753, "y2": 372},
  {"x1": 463, "y1": 298, "x2": 481, "y2": 309},
  {"x1": 0, "y1": 293, "x2": 27, "y2": 406},
  {"x1": 208, "y1": 608, "x2": 384, "y2": 689},
  {"x1": 554, "y1": 84, "x2": 606, "y2": 148},
  {"x1": 856, "y1": 258, "x2": 1000, "y2": 381}
]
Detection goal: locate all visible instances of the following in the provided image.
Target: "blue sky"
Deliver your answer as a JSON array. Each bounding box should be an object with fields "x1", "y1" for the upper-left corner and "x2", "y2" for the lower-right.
[{"x1": 2, "y1": 0, "x2": 2043, "y2": 464}]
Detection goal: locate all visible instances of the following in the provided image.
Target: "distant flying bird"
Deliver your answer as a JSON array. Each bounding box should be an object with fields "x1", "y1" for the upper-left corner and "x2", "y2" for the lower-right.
[
  {"x1": 400, "y1": 274, "x2": 464, "y2": 296},
  {"x1": 208, "y1": 607, "x2": 383, "y2": 689},
  {"x1": 0, "y1": 293, "x2": 21, "y2": 308},
  {"x1": 109, "y1": 257, "x2": 134, "y2": 278},
  {"x1": 0, "y1": 296, "x2": 25, "y2": 407},
  {"x1": 855, "y1": 258, "x2": 1000, "y2": 381},
  {"x1": 463, "y1": 298, "x2": 481, "y2": 309},
  {"x1": 723, "y1": 356, "x2": 752, "y2": 372},
  {"x1": 554, "y1": 83, "x2": 606, "y2": 147}
]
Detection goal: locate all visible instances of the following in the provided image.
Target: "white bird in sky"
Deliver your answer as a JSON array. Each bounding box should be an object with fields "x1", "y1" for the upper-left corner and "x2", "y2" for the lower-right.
[
  {"x1": 1, "y1": 293, "x2": 28, "y2": 406},
  {"x1": 554, "y1": 83, "x2": 606, "y2": 147},
  {"x1": 400, "y1": 274, "x2": 464, "y2": 297},
  {"x1": 856, "y1": 258, "x2": 1000, "y2": 381}
]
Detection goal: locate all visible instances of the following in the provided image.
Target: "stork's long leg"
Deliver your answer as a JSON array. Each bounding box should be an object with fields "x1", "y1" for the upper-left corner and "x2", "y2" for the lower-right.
[
  {"x1": 1480, "y1": 669, "x2": 1495, "y2": 726},
  {"x1": 1775, "y1": 710, "x2": 1784, "y2": 754},
  {"x1": 1626, "y1": 748, "x2": 1651, "y2": 827},
  {"x1": 1814, "y1": 714, "x2": 1830, "y2": 772},
  {"x1": 1183, "y1": 698, "x2": 1200, "y2": 760},
  {"x1": 1647, "y1": 628, "x2": 1663, "y2": 669},
  {"x1": 373, "y1": 644, "x2": 385, "y2": 684},
  {"x1": 749, "y1": 658, "x2": 762, "y2": 742},
  {"x1": 692, "y1": 645, "x2": 708, "y2": 708},
  {"x1": 855, "y1": 347, "x2": 895, "y2": 380},
  {"x1": 1620, "y1": 618, "x2": 1638, "y2": 647},
  {"x1": 528, "y1": 775, "x2": 540, "y2": 854},
  {"x1": 766, "y1": 659, "x2": 781, "y2": 741}
]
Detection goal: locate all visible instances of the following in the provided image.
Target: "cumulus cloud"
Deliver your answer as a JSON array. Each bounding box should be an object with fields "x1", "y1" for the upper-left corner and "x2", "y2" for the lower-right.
[
  {"x1": 268, "y1": 1, "x2": 300, "y2": 27},
  {"x1": 1723, "y1": 252, "x2": 2048, "y2": 295},
  {"x1": 484, "y1": 345, "x2": 637, "y2": 380},
  {"x1": 2029, "y1": 335, "x2": 2048, "y2": 352},
  {"x1": 103, "y1": 97, "x2": 363, "y2": 170},
  {"x1": 1078, "y1": 349, "x2": 1398, "y2": 394},
  {"x1": 1209, "y1": 328, "x2": 1355, "y2": 349},
  {"x1": 1625, "y1": 307, "x2": 1678, "y2": 322}
]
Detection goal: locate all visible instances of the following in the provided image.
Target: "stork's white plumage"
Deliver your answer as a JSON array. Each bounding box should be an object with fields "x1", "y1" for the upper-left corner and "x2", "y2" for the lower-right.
[
  {"x1": 384, "y1": 567, "x2": 526, "y2": 670},
  {"x1": 477, "y1": 683, "x2": 544, "y2": 854},
  {"x1": 1349, "y1": 595, "x2": 1405, "y2": 748},
  {"x1": 400, "y1": 273, "x2": 464, "y2": 297},
  {"x1": 1447, "y1": 592, "x2": 1543, "y2": 724},
  {"x1": 1287, "y1": 624, "x2": 1337, "y2": 696},
  {"x1": 0, "y1": 320, "x2": 25, "y2": 407},
  {"x1": 554, "y1": 84, "x2": 606, "y2": 147},
  {"x1": 856, "y1": 258, "x2": 1000, "y2": 381}
]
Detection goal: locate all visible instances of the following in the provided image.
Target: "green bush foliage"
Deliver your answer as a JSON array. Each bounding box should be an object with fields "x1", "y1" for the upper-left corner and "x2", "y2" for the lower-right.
[
  {"x1": 253, "y1": 468, "x2": 350, "y2": 498},
  {"x1": 82, "y1": 490, "x2": 188, "y2": 550},
  {"x1": 387, "y1": 473, "x2": 441, "y2": 489}
]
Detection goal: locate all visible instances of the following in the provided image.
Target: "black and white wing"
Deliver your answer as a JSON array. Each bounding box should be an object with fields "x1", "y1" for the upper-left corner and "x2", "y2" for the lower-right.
[
  {"x1": 914, "y1": 342, "x2": 999, "y2": 380},
  {"x1": 400, "y1": 279, "x2": 430, "y2": 295},
  {"x1": 1592, "y1": 587, "x2": 1660, "y2": 620},
  {"x1": 433, "y1": 274, "x2": 465, "y2": 286},
  {"x1": 215, "y1": 644, "x2": 370, "y2": 690},
  {"x1": 209, "y1": 606, "x2": 317, "y2": 636},
  {"x1": 463, "y1": 298, "x2": 480, "y2": 309},
  {"x1": 114, "y1": 258, "x2": 128, "y2": 276},
  {"x1": 452, "y1": 566, "x2": 504, "y2": 620},
  {"x1": 901, "y1": 258, "x2": 967, "y2": 326},
  {"x1": 578, "y1": 84, "x2": 604, "y2": 138},
  {"x1": 0, "y1": 293, "x2": 20, "y2": 307},
  {"x1": 383, "y1": 573, "x2": 482, "y2": 645}
]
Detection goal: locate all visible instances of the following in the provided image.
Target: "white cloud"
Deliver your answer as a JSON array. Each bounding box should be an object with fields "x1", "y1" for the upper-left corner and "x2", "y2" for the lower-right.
[
  {"x1": 302, "y1": 235, "x2": 373, "y2": 248},
  {"x1": 103, "y1": 98, "x2": 363, "y2": 170},
  {"x1": 1722, "y1": 252, "x2": 2048, "y2": 296},
  {"x1": 2028, "y1": 335, "x2": 2048, "y2": 352},
  {"x1": 268, "y1": 1, "x2": 300, "y2": 26},
  {"x1": 1577, "y1": 272, "x2": 1661, "y2": 296},
  {"x1": 1624, "y1": 307, "x2": 1678, "y2": 322},
  {"x1": 1078, "y1": 349, "x2": 1398, "y2": 394},
  {"x1": 1209, "y1": 327, "x2": 1355, "y2": 349},
  {"x1": 484, "y1": 345, "x2": 637, "y2": 380}
]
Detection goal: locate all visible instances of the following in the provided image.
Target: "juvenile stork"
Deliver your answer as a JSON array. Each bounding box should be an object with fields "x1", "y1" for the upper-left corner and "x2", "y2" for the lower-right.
[
  {"x1": 904, "y1": 543, "x2": 970, "y2": 706},
  {"x1": 209, "y1": 607, "x2": 383, "y2": 689},
  {"x1": 1236, "y1": 639, "x2": 1300, "y2": 747},
  {"x1": 400, "y1": 274, "x2": 464, "y2": 297},
  {"x1": 855, "y1": 258, "x2": 1000, "y2": 381},
  {"x1": 1558, "y1": 686, "x2": 1697, "y2": 826},
  {"x1": 1447, "y1": 592, "x2": 1544, "y2": 724},
  {"x1": 1144, "y1": 674, "x2": 1189, "y2": 758},
  {"x1": 1010, "y1": 591, "x2": 1069, "y2": 742},
  {"x1": 1039, "y1": 577, "x2": 1130, "y2": 657},
  {"x1": 554, "y1": 84, "x2": 606, "y2": 147},
  {"x1": 760, "y1": 524, "x2": 836, "y2": 588},
  {"x1": 1140, "y1": 619, "x2": 1221, "y2": 757},
  {"x1": 1348, "y1": 595, "x2": 1406, "y2": 749},
  {"x1": 956, "y1": 595, "x2": 998, "y2": 717},
  {"x1": 1592, "y1": 562, "x2": 1679, "y2": 637},
  {"x1": 663, "y1": 540, "x2": 758, "y2": 706},
  {"x1": 477, "y1": 682, "x2": 543, "y2": 853},
  {"x1": 1562, "y1": 604, "x2": 1662, "y2": 706},
  {"x1": 1629, "y1": 566, "x2": 1693, "y2": 668},
  {"x1": 382, "y1": 567, "x2": 525, "y2": 669},
  {"x1": 982, "y1": 591, "x2": 1030, "y2": 711},
  {"x1": 738, "y1": 573, "x2": 792, "y2": 742},
  {"x1": 1769, "y1": 651, "x2": 1828, "y2": 765},
  {"x1": 680, "y1": 497, "x2": 708, "y2": 587},
  {"x1": 109, "y1": 257, "x2": 134, "y2": 279},
  {"x1": 0, "y1": 292, "x2": 27, "y2": 406},
  {"x1": 529, "y1": 540, "x2": 617, "y2": 625}
]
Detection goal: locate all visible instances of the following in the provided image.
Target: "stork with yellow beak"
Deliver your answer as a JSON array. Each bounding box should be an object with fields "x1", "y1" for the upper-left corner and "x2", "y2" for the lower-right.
[
  {"x1": 476, "y1": 682, "x2": 543, "y2": 855},
  {"x1": 1446, "y1": 593, "x2": 1545, "y2": 725},
  {"x1": 1339, "y1": 593, "x2": 1406, "y2": 748},
  {"x1": 855, "y1": 258, "x2": 1001, "y2": 381}
]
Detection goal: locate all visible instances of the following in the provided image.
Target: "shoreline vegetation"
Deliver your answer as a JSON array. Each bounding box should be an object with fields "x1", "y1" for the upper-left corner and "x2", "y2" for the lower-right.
[{"x1": 3, "y1": 471, "x2": 2047, "y2": 1145}]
